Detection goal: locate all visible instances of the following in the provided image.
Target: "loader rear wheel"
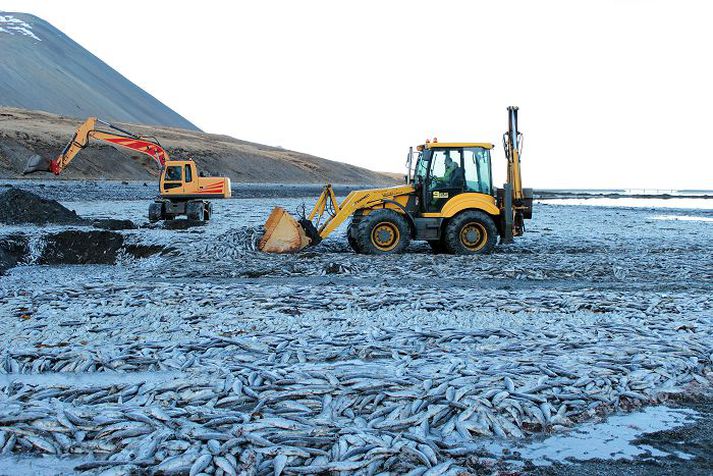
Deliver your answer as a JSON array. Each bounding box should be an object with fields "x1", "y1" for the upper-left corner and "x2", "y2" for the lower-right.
[
  {"x1": 444, "y1": 210, "x2": 497, "y2": 255},
  {"x1": 355, "y1": 209, "x2": 410, "y2": 254}
]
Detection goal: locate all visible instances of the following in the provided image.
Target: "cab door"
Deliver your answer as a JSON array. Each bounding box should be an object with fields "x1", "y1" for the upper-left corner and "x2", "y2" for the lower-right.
[
  {"x1": 162, "y1": 164, "x2": 184, "y2": 195},
  {"x1": 424, "y1": 148, "x2": 465, "y2": 212},
  {"x1": 182, "y1": 163, "x2": 198, "y2": 194}
]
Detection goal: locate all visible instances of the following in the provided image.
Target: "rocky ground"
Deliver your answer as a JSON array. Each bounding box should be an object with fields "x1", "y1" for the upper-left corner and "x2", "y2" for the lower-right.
[{"x1": 0, "y1": 182, "x2": 711, "y2": 475}]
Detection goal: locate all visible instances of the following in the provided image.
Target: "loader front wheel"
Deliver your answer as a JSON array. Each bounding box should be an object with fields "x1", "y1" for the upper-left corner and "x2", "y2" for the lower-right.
[
  {"x1": 355, "y1": 209, "x2": 410, "y2": 254},
  {"x1": 444, "y1": 210, "x2": 497, "y2": 255}
]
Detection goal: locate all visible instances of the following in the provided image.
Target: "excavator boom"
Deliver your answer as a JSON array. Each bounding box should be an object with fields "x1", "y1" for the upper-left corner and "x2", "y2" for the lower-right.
[{"x1": 23, "y1": 117, "x2": 168, "y2": 175}]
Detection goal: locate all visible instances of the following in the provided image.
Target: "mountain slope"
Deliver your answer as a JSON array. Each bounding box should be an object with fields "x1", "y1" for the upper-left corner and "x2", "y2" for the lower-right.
[
  {"x1": 0, "y1": 12, "x2": 199, "y2": 131},
  {"x1": 0, "y1": 108, "x2": 398, "y2": 184}
]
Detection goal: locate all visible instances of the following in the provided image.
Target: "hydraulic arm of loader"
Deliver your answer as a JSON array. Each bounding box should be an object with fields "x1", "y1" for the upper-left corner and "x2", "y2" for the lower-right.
[
  {"x1": 503, "y1": 106, "x2": 524, "y2": 201},
  {"x1": 23, "y1": 117, "x2": 168, "y2": 175},
  {"x1": 500, "y1": 106, "x2": 532, "y2": 243},
  {"x1": 259, "y1": 183, "x2": 414, "y2": 253}
]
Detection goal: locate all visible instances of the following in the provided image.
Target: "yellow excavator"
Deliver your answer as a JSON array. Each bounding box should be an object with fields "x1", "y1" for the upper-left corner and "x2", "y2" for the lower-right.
[
  {"x1": 23, "y1": 117, "x2": 231, "y2": 222},
  {"x1": 259, "y1": 106, "x2": 532, "y2": 254}
]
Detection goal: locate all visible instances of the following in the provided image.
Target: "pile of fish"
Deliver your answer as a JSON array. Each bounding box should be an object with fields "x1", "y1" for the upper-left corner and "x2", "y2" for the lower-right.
[
  {"x1": 201, "y1": 227, "x2": 265, "y2": 257},
  {"x1": 1, "y1": 295, "x2": 711, "y2": 474},
  {"x1": 0, "y1": 202, "x2": 712, "y2": 474}
]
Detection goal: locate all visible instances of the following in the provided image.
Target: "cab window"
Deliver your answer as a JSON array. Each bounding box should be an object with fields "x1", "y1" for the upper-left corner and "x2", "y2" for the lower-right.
[
  {"x1": 413, "y1": 152, "x2": 428, "y2": 183},
  {"x1": 463, "y1": 147, "x2": 492, "y2": 194},
  {"x1": 429, "y1": 149, "x2": 464, "y2": 189},
  {"x1": 184, "y1": 164, "x2": 192, "y2": 183},
  {"x1": 165, "y1": 166, "x2": 182, "y2": 181}
]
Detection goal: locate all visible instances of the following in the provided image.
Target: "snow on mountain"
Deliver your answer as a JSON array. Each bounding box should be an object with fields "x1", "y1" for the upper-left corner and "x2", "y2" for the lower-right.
[
  {"x1": 0, "y1": 14, "x2": 41, "y2": 41},
  {"x1": 0, "y1": 12, "x2": 198, "y2": 130}
]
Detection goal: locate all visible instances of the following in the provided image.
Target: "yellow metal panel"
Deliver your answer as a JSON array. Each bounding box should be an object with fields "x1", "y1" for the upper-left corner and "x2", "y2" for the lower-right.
[
  {"x1": 422, "y1": 193, "x2": 500, "y2": 218},
  {"x1": 424, "y1": 142, "x2": 494, "y2": 149},
  {"x1": 316, "y1": 184, "x2": 415, "y2": 238},
  {"x1": 161, "y1": 160, "x2": 231, "y2": 198}
]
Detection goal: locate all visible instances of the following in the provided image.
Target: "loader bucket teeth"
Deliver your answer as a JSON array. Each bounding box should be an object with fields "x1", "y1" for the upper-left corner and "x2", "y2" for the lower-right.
[
  {"x1": 259, "y1": 207, "x2": 313, "y2": 253},
  {"x1": 23, "y1": 154, "x2": 51, "y2": 175}
]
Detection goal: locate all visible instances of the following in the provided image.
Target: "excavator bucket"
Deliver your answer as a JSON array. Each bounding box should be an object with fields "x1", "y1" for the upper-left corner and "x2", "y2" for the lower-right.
[
  {"x1": 259, "y1": 207, "x2": 313, "y2": 253},
  {"x1": 23, "y1": 155, "x2": 51, "y2": 175}
]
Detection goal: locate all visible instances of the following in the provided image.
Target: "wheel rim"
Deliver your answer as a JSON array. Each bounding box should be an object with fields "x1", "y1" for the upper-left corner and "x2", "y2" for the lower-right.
[
  {"x1": 459, "y1": 222, "x2": 488, "y2": 251},
  {"x1": 371, "y1": 222, "x2": 400, "y2": 251}
]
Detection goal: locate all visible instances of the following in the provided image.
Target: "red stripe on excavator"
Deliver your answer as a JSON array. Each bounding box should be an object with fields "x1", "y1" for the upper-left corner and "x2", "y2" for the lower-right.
[
  {"x1": 106, "y1": 138, "x2": 158, "y2": 152},
  {"x1": 105, "y1": 138, "x2": 140, "y2": 147},
  {"x1": 103, "y1": 138, "x2": 166, "y2": 163}
]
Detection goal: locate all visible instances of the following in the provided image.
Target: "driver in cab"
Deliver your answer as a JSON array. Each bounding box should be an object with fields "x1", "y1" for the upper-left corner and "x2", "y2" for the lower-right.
[{"x1": 443, "y1": 156, "x2": 458, "y2": 185}]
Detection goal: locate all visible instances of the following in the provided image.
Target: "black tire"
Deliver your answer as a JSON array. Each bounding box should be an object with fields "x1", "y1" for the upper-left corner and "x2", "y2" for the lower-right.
[
  {"x1": 186, "y1": 201, "x2": 205, "y2": 221},
  {"x1": 428, "y1": 239, "x2": 448, "y2": 254},
  {"x1": 299, "y1": 218, "x2": 322, "y2": 246},
  {"x1": 347, "y1": 223, "x2": 361, "y2": 253},
  {"x1": 354, "y1": 209, "x2": 410, "y2": 255},
  {"x1": 444, "y1": 210, "x2": 498, "y2": 255},
  {"x1": 148, "y1": 202, "x2": 162, "y2": 223},
  {"x1": 203, "y1": 202, "x2": 212, "y2": 221}
]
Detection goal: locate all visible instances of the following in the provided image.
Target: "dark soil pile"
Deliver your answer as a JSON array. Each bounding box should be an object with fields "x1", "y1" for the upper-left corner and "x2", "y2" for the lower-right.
[
  {"x1": 1, "y1": 230, "x2": 171, "y2": 274},
  {"x1": 38, "y1": 230, "x2": 123, "y2": 265},
  {"x1": 92, "y1": 219, "x2": 137, "y2": 230},
  {"x1": 36, "y1": 231, "x2": 170, "y2": 265},
  {"x1": 0, "y1": 188, "x2": 86, "y2": 225},
  {"x1": 0, "y1": 234, "x2": 28, "y2": 275}
]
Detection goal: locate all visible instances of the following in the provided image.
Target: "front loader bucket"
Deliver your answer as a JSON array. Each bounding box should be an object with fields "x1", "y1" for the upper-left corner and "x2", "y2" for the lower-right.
[
  {"x1": 23, "y1": 154, "x2": 51, "y2": 175},
  {"x1": 259, "y1": 207, "x2": 312, "y2": 253}
]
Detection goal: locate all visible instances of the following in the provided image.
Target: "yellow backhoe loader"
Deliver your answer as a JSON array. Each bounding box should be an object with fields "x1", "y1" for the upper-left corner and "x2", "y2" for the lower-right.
[
  {"x1": 23, "y1": 117, "x2": 231, "y2": 222},
  {"x1": 259, "y1": 106, "x2": 532, "y2": 254}
]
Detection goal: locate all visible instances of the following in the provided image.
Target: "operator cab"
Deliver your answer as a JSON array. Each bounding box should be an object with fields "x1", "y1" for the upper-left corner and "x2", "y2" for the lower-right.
[
  {"x1": 161, "y1": 160, "x2": 195, "y2": 193},
  {"x1": 410, "y1": 141, "x2": 494, "y2": 212}
]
